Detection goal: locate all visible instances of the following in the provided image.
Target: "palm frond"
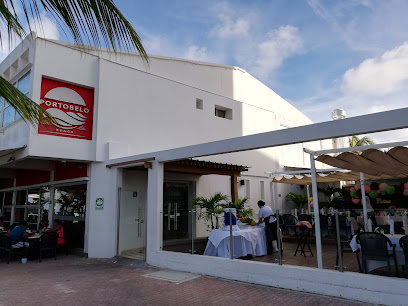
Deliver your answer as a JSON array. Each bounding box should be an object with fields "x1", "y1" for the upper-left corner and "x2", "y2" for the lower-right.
[
  {"x1": 0, "y1": 0, "x2": 148, "y2": 126},
  {"x1": 0, "y1": 0, "x2": 26, "y2": 48},
  {"x1": 23, "y1": 0, "x2": 149, "y2": 63},
  {"x1": 0, "y1": 76, "x2": 54, "y2": 125}
]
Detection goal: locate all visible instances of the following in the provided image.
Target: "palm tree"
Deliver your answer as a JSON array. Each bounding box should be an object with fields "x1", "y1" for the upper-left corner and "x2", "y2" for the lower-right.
[
  {"x1": 349, "y1": 135, "x2": 375, "y2": 147},
  {"x1": 1, "y1": 0, "x2": 148, "y2": 126},
  {"x1": 191, "y1": 193, "x2": 228, "y2": 230}
]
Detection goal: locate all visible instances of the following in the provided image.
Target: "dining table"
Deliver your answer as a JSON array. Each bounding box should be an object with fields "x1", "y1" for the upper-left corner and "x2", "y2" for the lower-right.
[
  {"x1": 204, "y1": 225, "x2": 267, "y2": 258},
  {"x1": 23, "y1": 233, "x2": 42, "y2": 259},
  {"x1": 350, "y1": 234, "x2": 405, "y2": 272}
]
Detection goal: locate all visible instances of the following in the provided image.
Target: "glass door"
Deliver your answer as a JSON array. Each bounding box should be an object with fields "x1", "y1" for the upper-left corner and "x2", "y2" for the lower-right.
[
  {"x1": 118, "y1": 188, "x2": 146, "y2": 260},
  {"x1": 162, "y1": 182, "x2": 193, "y2": 253}
]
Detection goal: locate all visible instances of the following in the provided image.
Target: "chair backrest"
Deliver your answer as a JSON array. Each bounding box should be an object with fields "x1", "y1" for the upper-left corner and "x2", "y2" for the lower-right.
[
  {"x1": 0, "y1": 234, "x2": 12, "y2": 249},
  {"x1": 375, "y1": 225, "x2": 390, "y2": 234},
  {"x1": 282, "y1": 214, "x2": 297, "y2": 225},
  {"x1": 319, "y1": 215, "x2": 328, "y2": 227},
  {"x1": 369, "y1": 215, "x2": 378, "y2": 228},
  {"x1": 394, "y1": 222, "x2": 404, "y2": 234},
  {"x1": 273, "y1": 214, "x2": 284, "y2": 225},
  {"x1": 298, "y1": 214, "x2": 312, "y2": 223},
  {"x1": 399, "y1": 235, "x2": 408, "y2": 257},
  {"x1": 40, "y1": 232, "x2": 58, "y2": 247},
  {"x1": 356, "y1": 232, "x2": 391, "y2": 258}
]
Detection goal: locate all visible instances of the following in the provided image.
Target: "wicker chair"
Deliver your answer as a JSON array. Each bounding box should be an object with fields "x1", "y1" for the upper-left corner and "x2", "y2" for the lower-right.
[
  {"x1": 398, "y1": 235, "x2": 408, "y2": 278},
  {"x1": 298, "y1": 214, "x2": 313, "y2": 223},
  {"x1": 394, "y1": 222, "x2": 404, "y2": 235},
  {"x1": 319, "y1": 215, "x2": 330, "y2": 238},
  {"x1": 282, "y1": 214, "x2": 297, "y2": 236},
  {"x1": 335, "y1": 234, "x2": 362, "y2": 272},
  {"x1": 331, "y1": 215, "x2": 352, "y2": 238},
  {"x1": 356, "y1": 232, "x2": 398, "y2": 274}
]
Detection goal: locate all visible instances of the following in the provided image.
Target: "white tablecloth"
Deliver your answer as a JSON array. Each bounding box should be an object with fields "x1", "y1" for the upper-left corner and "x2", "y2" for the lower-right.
[
  {"x1": 350, "y1": 234, "x2": 405, "y2": 272},
  {"x1": 204, "y1": 226, "x2": 267, "y2": 258}
]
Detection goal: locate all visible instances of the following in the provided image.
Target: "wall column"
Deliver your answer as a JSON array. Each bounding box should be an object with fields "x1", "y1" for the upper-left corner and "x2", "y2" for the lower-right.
[{"x1": 146, "y1": 160, "x2": 164, "y2": 258}]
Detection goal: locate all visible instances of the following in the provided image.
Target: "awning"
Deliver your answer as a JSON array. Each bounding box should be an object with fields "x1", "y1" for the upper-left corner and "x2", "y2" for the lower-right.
[
  {"x1": 270, "y1": 170, "x2": 362, "y2": 185},
  {"x1": 316, "y1": 146, "x2": 408, "y2": 179}
]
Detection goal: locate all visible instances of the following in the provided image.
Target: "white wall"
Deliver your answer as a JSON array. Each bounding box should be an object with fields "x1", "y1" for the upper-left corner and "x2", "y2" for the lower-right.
[{"x1": 86, "y1": 162, "x2": 121, "y2": 258}]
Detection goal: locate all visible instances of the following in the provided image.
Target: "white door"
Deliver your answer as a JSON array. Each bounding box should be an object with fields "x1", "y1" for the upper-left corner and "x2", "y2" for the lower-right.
[{"x1": 118, "y1": 189, "x2": 146, "y2": 258}]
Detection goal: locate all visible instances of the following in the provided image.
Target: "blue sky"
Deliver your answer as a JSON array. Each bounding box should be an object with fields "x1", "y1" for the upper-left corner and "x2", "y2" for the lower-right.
[{"x1": 4, "y1": 0, "x2": 408, "y2": 143}]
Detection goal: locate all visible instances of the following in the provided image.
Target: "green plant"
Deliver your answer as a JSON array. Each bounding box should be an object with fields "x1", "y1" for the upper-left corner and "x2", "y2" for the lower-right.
[
  {"x1": 224, "y1": 197, "x2": 253, "y2": 218},
  {"x1": 317, "y1": 186, "x2": 342, "y2": 205},
  {"x1": 191, "y1": 193, "x2": 228, "y2": 230},
  {"x1": 286, "y1": 192, "x2": 308, "y2": 209}
]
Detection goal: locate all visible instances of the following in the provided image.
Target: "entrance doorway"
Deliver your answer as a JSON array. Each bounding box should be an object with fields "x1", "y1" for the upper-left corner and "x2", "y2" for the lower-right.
[
  {"x1": 118, "y1": 188, "x2": 146, "y2": 260},
  {"x1": 162, "y1": 181, "x2": 193, "y2": 252}
]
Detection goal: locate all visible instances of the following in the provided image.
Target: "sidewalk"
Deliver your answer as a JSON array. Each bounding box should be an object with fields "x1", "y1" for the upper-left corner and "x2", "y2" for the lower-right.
[{"x1": 1, "y1": 255, "x2": 373, "y2": 306}]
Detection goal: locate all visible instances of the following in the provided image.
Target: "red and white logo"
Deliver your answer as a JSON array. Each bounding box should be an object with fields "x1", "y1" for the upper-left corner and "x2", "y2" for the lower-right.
[{"x1": 38, "y1": 77, "x2": 94, "y2": 140}]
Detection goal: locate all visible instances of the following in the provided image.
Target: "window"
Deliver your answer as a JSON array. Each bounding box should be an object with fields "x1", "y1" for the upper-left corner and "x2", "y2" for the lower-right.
[
  {"x1": 260, "y1": 181, "x2": 265, "y2": 200},
  {"x1": 245, "y1": 180, "x2": 250, "y2": 199},
  {"x1": 196, "y1": 98, "x2": 203, "y2": 110},
  {"x1": 215, "y1": 105, "x2": 232, "y2": 120},
  {"x1": 0, "y1": 70, "x2": 30, "y2": 128},
  {"x1": 54, "y1": 184, "x2": 87, "y2": 218}
]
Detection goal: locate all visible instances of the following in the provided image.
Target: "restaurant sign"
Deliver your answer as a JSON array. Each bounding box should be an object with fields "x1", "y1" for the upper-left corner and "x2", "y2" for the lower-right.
[{"x1": 38, "y1": 77, "x2": 94, "y2": 140}]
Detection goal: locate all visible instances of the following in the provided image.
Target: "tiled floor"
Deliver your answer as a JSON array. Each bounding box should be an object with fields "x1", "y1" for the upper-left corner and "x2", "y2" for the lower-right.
[{"x1": 0, "y1": 255, "x2": 374, "y2": 306}]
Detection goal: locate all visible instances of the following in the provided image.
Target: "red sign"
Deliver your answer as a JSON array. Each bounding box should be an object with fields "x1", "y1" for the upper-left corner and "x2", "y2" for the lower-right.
[{"x1": 38, "y1": 77, "x2": 94, "y2": 140}]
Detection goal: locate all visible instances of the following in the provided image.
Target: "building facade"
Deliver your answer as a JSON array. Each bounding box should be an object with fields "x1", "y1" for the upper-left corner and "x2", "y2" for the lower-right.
[{"x1": 0, "y1": 34, "x2": 329, "y2": 258}]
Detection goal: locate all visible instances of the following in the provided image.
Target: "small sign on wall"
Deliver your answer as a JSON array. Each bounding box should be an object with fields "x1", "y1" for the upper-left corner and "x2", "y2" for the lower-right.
[{"x1": 96, "y1": 198, "x2": 104, "y2": 210}]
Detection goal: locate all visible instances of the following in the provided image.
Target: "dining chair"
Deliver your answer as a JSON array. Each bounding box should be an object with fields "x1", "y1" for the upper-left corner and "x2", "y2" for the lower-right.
[
  {"x1": 335, "y1": 234, "x2": 362, "y2": 272},
  {"x1": 294, "y1": 225, "x2": 313, "y2": 257},
  {"x1": 332, "y1": 215, "x2": 352, "y2": 238},
  {"x1": 356, "y1": 232, "x2": 398, "y2": 275},
  {"x1": 394, "y1": 222, "x2": 404, "y2": 235},
  {"x1": 282, "y1": 214, "x2": 297, "y2": 236},
  {"x1": 39, "y1": 232, "x2": 58, "y2": 262},
  {"x1": 375, "y1": 225, "x2": 390, "y2": 234},
  {"x1": 398, "y1": 235, "x2": 408, "y2": 278},
  {"x1": 319, "y1": 215, "x2": 330, "y2": 238},
  {"x1": 0, "y1": 234, "x2": 23, "y2": 264},
  {"x1": 298, "y1": 214, "x2": 313, "y2": 223}
]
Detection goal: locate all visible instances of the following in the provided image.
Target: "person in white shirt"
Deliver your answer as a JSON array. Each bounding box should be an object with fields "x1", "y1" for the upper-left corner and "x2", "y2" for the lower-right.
[{"x1": 258, "y1": 200, "x2": 277, "y2": 254}]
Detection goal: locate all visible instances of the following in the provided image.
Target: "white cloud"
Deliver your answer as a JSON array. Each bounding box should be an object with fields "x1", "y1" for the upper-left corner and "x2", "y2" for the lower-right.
[
  {"x1": 28, "y1": 14, "x2": 59, "y2": 40},
  {"x1": 211, "y1": 15, "x2": 250, "y2": 39},
  {"x1": 138, "y1": 29, "x2": 223, "y2": 64},
  {"x1": 0, "y1": 12, "x2": 59, "y2": 61},
  {"x1": 182, "y1": 45, "x2": 215, "y2": 62},
  {"x1": 342, "y1": 42, "x2": 408, "y2": 96},
  {"x1": 210, "y1": 2, "x2": 250, "y2": 39},
  {"x1": 250, "y1": 26, "x2": 303, "y2": 79}
]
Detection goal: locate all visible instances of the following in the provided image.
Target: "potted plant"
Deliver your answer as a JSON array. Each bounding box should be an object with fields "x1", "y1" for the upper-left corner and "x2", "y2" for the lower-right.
[
  {"x1": 191, "y1": 193, "x2": 228, "y2": 230},
  {"x1": 224, "y1": 197, "x2": 254, "y2": 225},
  {"x1": 286, "y1": 192, "x2": 308, "y2": 210}
]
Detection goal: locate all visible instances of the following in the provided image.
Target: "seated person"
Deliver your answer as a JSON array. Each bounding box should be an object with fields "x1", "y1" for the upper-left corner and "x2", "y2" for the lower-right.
[
  {"x1": 40, "y1": 220, "x2": 53, "y2": 232},
  {"x1": 8, "y1": 221, "x2": 33, "y2": 248},
  {"x1": 46, "y1": 219, "x2": 65, "y2": 245},
  {"x1": 0, "y1": 216, "x2": 5, "y2": 231}
]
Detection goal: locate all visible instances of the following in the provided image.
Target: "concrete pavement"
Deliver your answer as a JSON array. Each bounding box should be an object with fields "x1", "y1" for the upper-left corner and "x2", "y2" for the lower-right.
[{"x1": 0, "y1": 255, "x2": 373, "y2": 306}]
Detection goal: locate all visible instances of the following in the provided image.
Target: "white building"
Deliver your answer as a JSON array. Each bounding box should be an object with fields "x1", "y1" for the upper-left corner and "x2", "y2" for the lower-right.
[
  {"x1": 0, "y1": 34, "x2": 331, "y2": 257},
  {"x1": 3, "y1": 34, "x2": 408, "y2": 305}
]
